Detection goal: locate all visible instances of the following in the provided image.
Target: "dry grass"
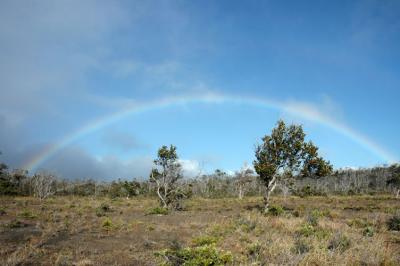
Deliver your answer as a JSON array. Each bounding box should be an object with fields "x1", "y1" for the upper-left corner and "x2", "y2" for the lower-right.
[{"x1": 0, "y1": 195, "x2": 399, "y2": 265}]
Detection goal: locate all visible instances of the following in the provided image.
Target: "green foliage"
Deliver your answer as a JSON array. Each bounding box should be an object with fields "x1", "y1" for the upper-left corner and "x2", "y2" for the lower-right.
[
  {"x1": 297, "y1": 223, "x2": 315, "y2": 237},
  {"x1": 254, "y1": 120, "x2": 332, "y2": 185},
  {"x1": 328, "y1": 233, "x2": 351, "y2": 252},
  {"x1": 306, "y1": 210, "x2": 321, "y2": 226},
  {"x1": 102, "y1": 218, "x2": 113, "y2": 229},
  {"x1": 147, "y1": 206, "x2": 169, "y2": 215},
  {"x1": 267, "y1": 205, "x2": 284, "y2": 216},
  {"x1": 387, "y1": 214, "x2": 400, "y2": 231},
  {"x1": 246, "y1": 242, "x2": 262, "y2": 261},
  {"x1": 363, "y1": 226, "x2": 374, "y2": 237},
  {"x1": 150, "y1": 145, "x2": 184, "y2": 209},
  {"x1": 253, "y1": 120, "x2": 332, "y2": 209},
  {"x1": 192, "y1": 235, "x2": 218, "y2": 246},
  {"x1": 18, "y1": 209, "x2": 37, "y2": 219},
  {"x1": 156, "y1": 244, "x2": 232, "y2": 266}
]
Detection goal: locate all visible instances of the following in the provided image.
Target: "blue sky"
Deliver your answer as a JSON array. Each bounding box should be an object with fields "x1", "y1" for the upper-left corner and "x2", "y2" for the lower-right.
[{"x1": 0, "y1": 0, "x2": 399, "y2": 179}]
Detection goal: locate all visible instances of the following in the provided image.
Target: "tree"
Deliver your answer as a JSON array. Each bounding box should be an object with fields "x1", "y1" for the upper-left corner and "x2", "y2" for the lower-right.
[
  {"x1": 149, "y1": 145, "x2": 183, "y2": 209},
  {"x1": 31, "y1": 172, "x2": 56, "y2": 200},
  {"x1": 253, "y1": 120, "x2": 332, "y2": 212},
  {"x1": 387, "y1": 164, "x2": 400, "y2": 198},
  {"x1": 234, "y1": 163, "x2": 254, "y2": 200}
]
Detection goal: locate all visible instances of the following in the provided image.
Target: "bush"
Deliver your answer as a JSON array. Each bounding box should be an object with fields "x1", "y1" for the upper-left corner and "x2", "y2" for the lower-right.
[
  {"x1": 192, "y1": 235, "x2": 218, "y2": 246},
  {"x1": 296, "y1": 224, "x2": 315, "y2": 237},
  {"x1": 147, "y1": 207, "x2": 169, "y2": 215},
  {"x1": 306, "y1": 210, "x2": 320, "y2": 226},
  {"x1": 18, "y1": 209, "x2": 36, "y2": 219},
  {"x1": 268, "y1": 205, "x2": 284, "y2": 216},
  {"x1": 156, "y1": 244, "x2": 232, "y2": 266},
  {"x1": 236, "y1": 217, "x2": 257, "y2": 232},
  {"x1": 363, "y1": 226, "x2": 374, "y2": 237},
  {"x1": 328, "y1": 233, "x2": 351, "y2": 252},
  {"x1": 387, "y1": 214, "x2": 400, "y2": 231},
  {"x1": 102, "y1": 218, "x2": 113, "y2": 229},
  {"x1": 292, "y1": 237, "x2": 311, "y2": 254},
  {"x1": 246, "y1": 242, "x2": 262, "y2": 260},
  {"x1": 96, "y1": 203, "x2": 111, "y2": 217}
]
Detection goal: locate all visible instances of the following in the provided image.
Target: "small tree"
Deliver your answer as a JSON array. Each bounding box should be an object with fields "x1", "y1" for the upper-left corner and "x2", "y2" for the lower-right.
[
  {"x1": 31, "y1": 172, "x2": 56, "y2": 200},
  {"x1": 149, "y1": 145, "x2": 184, "y2": 209},
  {"x1": 254, "y1": 120, "x2": 332, "y2": 212}
]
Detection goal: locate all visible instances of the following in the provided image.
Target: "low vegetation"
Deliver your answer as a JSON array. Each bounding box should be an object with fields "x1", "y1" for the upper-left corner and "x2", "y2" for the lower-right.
[{"x1": 0, "y1": 195, "x2": 399, "y2": 265}]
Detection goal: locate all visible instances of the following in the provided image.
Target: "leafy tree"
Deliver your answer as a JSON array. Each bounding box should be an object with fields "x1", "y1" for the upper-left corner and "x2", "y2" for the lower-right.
[
  {"x1": 254, "y1": 120, "x2": 332, "y2": 212},
  {"x1": 149, "y1": 145, "x2": 183, "y2": 209}
]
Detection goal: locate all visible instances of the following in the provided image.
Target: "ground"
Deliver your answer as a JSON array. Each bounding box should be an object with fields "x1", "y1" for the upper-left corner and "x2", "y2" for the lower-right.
[{"x1": 0, "y1": 195, "x2": 399, "y2": 265}]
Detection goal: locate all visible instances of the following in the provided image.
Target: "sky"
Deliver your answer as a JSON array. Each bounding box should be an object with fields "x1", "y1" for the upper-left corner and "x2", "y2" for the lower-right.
[{"x1": 0, "y1": 0, "x2": 399, "y2": 180}]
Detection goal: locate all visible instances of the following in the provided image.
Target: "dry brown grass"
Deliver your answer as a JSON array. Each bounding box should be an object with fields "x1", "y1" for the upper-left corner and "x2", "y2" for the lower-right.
[{"x1": 0, "y1": 195, "x2": 399, "y2": 265}]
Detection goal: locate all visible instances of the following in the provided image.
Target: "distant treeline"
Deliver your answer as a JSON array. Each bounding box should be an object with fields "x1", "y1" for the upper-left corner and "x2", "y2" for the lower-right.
[{"x1": 1, "y1": 161, "x2": 399, "y2": 199}]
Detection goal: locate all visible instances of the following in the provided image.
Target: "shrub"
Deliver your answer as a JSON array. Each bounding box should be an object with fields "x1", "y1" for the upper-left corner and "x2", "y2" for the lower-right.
[
  {"x1": 296, "y1": 224, "x2": 315, "y2": 237},
  {"x1": 236, "y1": 217, "x2": 257, "y2": 232},
  {"x1": 268, "y1": 205, "x2": 284, "y2": 216},
  {"x1": 328, "y1": 233, "x2": 351, "y2": 252},
  {"x1": 292, "y1": 237, "x2": 311, "y2": 254},
  {"x1": 246, "y1": 242, "x2": 262, "y2": 260},
  {"x1": 18, "y1": 209, "x2": 36, "y2": 219},
  {"x1": 363, "y1": 226, "x2": 374, "y2": 237},
  {"x1": 192, "y1": 235, "x2": 218, "y2": 246},
  {"x1": 306, "y1": 210, "x2": 320, "y2": 226},
  {"x1": 156, "y1": 244, "x2": 232, "y2": 266},
  {"x1": 96, "y1": 203, "x2": 111, "y2": 217},
  {"x1": 147, "y1": 207, "x2": 169, "y2": 215},
  {"x1": 102, "y1": 218, "x2": 113, "y2": 229},
  {"x1": 387, "y1": 214, "x2": 400, "y2": 231}
]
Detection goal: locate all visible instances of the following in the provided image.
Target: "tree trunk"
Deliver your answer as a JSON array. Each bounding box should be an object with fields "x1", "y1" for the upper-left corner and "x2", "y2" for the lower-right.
[
  {"x1": 396, "y1": 189, "x2": 400, "y2": 199},
  {"x1": 264, "y1": 177, "x2": 277, "y2": 213},
  {"x1": 238, "y1": 185, "x2": 243, "y2": 200}
]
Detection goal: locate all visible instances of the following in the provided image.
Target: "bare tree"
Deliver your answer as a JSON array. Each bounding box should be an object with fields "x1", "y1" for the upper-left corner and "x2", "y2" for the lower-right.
[
  {"x1": 235, "y1": 163, "x2": 254, "y2": 200},
  {"x1": 31, "y1": 172, "x2": 56, "y2": 200}
]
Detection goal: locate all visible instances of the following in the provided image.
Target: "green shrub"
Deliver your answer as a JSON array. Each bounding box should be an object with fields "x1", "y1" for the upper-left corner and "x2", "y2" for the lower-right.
[
  {"x1": 363, "y1": 226, "x2": 374, "y2": 237},
  {"x1": 296, "y1": 223, "x2": 315, "y2": 237},
  {"x1": 387, "y1": 214, "x2": 400, "y2": 231},
  {"x1": 147, "y1": 207, "x2": 169, "y2": 215},
  {"x1": 192, "y1": 235, "x2": 218, "y2": 246},
  {"x1": 328, "y1": 233, "x2": 351, "y2": 252},
  {"x1": 268, "y1": 205, "x2": 284, "y2": 216},
  {"x1": 156, "y1": 244, "x2": 232, "y2": 266},
  {"x1": 18, "y1": 209, "x2": 36, "y2": 219},
  {"x1": 102, "y1": 218, "x2": 113, "y2": 229},
  {"x1": 246, "y1": 242, "x2": 262, "y2": 260}
]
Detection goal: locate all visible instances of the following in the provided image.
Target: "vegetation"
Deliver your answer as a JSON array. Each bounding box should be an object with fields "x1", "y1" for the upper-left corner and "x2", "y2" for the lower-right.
[
  {"x1": 150, "y1": 145, "x2": 185, "y2": 210},
  {"x1": 0, "y1": 122, "x2": 399, "y2": 265},
  {"x1": 0, "y1": 195, "x2": 399, "y2": 265},
  {"x1": 254, "y1": 120, "x2": 332, "y2": 212}
]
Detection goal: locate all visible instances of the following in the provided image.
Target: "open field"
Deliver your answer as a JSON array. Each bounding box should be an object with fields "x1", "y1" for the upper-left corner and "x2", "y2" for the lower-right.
[{"x1": 0, "y1": 195, "x2": 399, "y2": 265}]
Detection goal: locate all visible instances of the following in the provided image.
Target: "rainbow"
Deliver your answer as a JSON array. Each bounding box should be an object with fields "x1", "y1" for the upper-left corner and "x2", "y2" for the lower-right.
[{"x1": 23, "y1": 93, "x2": 398, "y2": 172}]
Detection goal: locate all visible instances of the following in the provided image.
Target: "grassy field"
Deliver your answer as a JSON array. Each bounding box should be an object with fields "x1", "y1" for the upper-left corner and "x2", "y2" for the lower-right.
[{"x1": 0, "y1": 195, "x2": 399, "y2": 265}]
